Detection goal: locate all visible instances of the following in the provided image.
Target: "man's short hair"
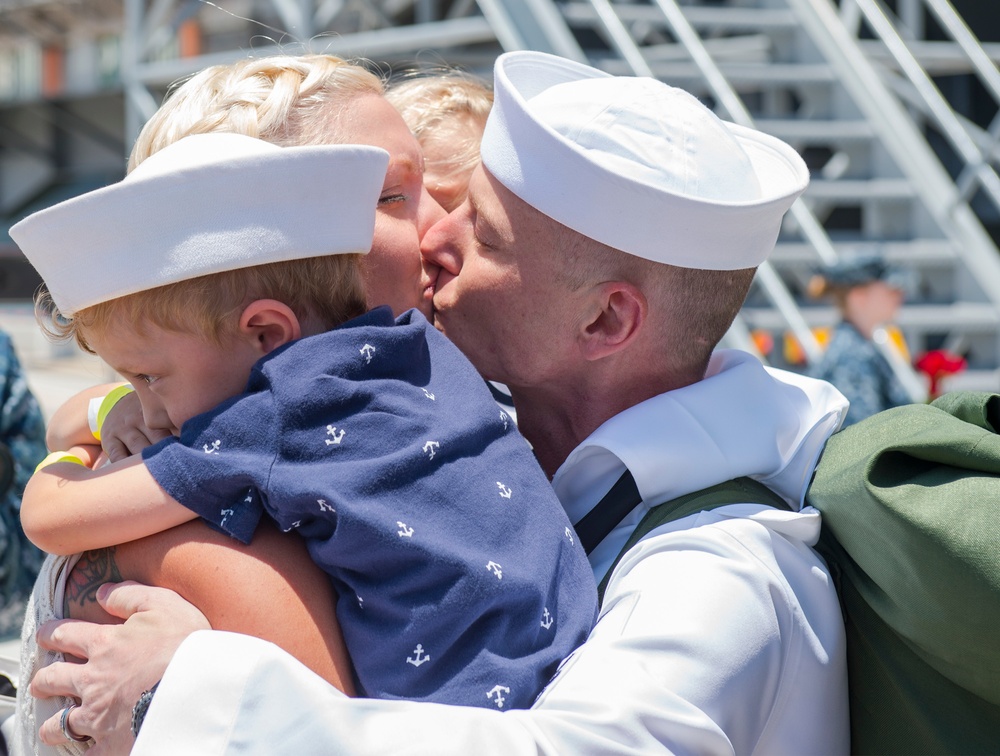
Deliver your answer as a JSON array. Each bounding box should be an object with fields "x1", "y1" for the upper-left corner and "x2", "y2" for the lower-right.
[
  {"x1": 561, "y1": 230, "x2": 756, "y2": 380},
  {"x1": 657, "y1": 265, "x2": 758, "y2": 379}
]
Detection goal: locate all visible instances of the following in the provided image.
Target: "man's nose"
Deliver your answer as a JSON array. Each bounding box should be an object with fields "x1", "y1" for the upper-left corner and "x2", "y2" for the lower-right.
[
  {"x1": 416, "y1": 183, "x2": 446, "y2": 241},
  {"x1": 420, "y1": 211, "x2": 462, "y2": 276}
]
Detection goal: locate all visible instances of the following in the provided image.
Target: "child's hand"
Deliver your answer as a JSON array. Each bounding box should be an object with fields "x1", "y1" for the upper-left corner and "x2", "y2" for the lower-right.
[{"x1": 101, "y1": 392, "x2": 171, "y2": 462}]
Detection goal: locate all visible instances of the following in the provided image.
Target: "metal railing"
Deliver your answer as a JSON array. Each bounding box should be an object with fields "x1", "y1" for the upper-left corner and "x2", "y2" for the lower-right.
[
  {"x1": 846, "y1": 0, "x2": 1000, "y2": 216},
  {"x1": 790, "y1": 0, "x2": 1000, "y2": 316}
]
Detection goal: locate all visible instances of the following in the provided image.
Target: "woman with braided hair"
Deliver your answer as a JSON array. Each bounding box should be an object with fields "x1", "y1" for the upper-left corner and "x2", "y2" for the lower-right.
[{"x1": 16, "y1": 53, "x2": 449, "y2": 754}]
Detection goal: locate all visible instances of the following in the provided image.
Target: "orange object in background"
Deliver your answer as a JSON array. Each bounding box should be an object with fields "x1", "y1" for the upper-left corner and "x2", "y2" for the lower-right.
[
  {"x1": 178, "y1": 19, "x2": 202, "y2": 58},
  {"x1": 750, "y1": 329, "x2": 774, "y2": 357},
  {"x1": 783, "y1": 326, "x2": 832, "y2": 366},
  {"x1": 41, "y1": 46, "x2": 64, "y2": 98}
]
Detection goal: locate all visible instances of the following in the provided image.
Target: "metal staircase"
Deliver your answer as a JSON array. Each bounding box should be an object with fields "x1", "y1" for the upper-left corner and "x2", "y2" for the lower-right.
[{"x1": 2, "y1": 0, "x2": 999, "y2": 390}]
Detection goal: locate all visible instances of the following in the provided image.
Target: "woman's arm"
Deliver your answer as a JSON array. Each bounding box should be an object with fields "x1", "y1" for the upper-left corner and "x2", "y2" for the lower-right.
[{"x1": 65, "y1": 519, "x2": 355, "y2": 694}]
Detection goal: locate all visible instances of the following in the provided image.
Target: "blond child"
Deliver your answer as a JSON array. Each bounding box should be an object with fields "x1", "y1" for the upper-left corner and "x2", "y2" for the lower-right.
[
  {"x1": 12, "y1": 133, "x2": 597, "y2": 711},
  {"x1": 387, "y1": 72, "x2": 492, "y2": 211}
]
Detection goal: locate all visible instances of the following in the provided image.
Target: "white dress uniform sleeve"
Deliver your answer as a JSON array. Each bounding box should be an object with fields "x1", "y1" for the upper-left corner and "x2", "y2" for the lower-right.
[{"x1": 135, "y1": 511, "x2": 847, "y2": 756}]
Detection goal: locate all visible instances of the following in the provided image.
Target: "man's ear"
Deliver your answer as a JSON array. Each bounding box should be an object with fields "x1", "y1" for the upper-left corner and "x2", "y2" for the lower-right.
[
  {"x1": 239, "y1": 299, "x2": 302, "y2": 355},
  {"x1": 578, "y1": 281, "x2": 646, "y2": 361}
]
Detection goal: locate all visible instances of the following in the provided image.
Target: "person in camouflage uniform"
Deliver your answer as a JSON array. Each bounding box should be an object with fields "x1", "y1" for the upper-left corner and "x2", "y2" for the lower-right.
[
  {"x1": 0, "y1": 329, "x2": 46, "y2": 635},
  {"x1": 808, "y1": 254, "x2": 913, "y2": 427}
]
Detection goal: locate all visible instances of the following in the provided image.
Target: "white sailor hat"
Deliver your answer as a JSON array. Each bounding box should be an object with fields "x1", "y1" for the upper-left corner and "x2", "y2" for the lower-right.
[
  {"x1": 480, "y1": 51, "x2": 809, "y2": 270},
  {"x1": 11, "y1": 132, "x2": 390, "y2": 316}
]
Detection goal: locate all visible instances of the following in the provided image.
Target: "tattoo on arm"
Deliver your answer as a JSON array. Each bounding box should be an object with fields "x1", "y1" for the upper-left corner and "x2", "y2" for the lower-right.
[{"x1": 64, "y1": 548, "x2": 123, "y2": 618}]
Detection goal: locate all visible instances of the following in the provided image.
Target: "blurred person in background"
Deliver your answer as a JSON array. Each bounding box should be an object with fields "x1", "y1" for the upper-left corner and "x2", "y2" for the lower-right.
[
  {"x1": 386, "y1": 71, "x2": 492, "y2": 213},
  {"x1": 807, "y1": 254, "x2": 913, "y2": 426},
  {"x1": 0, "y1": 328, "x2": 46, "y2": 635}
]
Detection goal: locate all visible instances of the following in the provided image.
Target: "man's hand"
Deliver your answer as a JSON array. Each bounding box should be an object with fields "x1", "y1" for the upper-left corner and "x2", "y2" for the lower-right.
[
  {"x1": 101, "y1": 392, "x2": 170, "y2": 462},
  {"x1": 31, "y1": 581, "x2": 209, "y2": 755}
]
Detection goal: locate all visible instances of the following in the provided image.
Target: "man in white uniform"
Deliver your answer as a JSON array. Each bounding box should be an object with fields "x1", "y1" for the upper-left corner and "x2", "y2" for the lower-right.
[{"x1": 31, "y1": 51, "x2": 849, "y2": 755}]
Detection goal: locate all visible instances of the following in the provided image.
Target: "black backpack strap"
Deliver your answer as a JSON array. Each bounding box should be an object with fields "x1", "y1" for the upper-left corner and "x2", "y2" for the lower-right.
[{"x1": 596, "y1": 476, "x2": 790, "y2": 602}]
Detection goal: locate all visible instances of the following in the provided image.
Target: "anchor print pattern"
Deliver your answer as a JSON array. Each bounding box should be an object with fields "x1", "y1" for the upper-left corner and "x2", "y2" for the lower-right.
[
  {"x1": 486, "y1": 685, "x2": 511, "y2": 709},
  {"x1": 407, "y1": 644, "x2": 430, "y2": 667},
  {"x1": 165, "y1": 322, "x2": 590, "y2": 713},
  {"x1": 540, "y1": 608, "x2": 553, "y2": 630}
]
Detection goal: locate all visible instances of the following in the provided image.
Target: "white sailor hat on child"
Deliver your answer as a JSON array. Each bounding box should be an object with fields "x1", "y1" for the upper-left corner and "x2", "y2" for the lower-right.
[
  {"x1": 11, "y1": 132, "x2": 390, "y2": 316},
  {"x1": 481, "y1": 51, "x2": 809, "y2": 270}
]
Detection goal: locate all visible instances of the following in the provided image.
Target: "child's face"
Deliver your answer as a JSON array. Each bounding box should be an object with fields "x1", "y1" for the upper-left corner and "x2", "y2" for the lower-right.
[
  {"x1": 88, "y1": 321, "x2": 262, "y2": 436},
  {"x1": 421, "y1": 116, "x2": 487, "y2": 213}
]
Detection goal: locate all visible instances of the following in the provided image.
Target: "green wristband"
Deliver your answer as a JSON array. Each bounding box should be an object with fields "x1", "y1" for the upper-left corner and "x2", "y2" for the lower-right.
[
  {"x1": 95, "y1": 384, "x2": 135, "y2": 441},
  {"x1": 34, "y1": 452, "x2": 85, "y2": 474}
]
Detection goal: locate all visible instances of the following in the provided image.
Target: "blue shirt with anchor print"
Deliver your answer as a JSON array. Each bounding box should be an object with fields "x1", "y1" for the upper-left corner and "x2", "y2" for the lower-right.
[{"x1": 143, "y1": 306, "x2": 598, "y2": 708}]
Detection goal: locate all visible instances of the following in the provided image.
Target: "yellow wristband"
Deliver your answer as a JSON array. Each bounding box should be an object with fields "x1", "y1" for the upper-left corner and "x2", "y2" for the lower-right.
[
  {"x1": 94, "y1": 384, "x2": 135, "y2": 442},
  {"x1": 34, "y1": 451, "x2": 85, "y2": 474}
]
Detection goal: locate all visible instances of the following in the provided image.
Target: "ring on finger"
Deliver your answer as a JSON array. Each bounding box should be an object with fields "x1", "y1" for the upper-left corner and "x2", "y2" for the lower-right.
[{"x1": 60, "y1": 703, "x2": 91, "y2": 743}]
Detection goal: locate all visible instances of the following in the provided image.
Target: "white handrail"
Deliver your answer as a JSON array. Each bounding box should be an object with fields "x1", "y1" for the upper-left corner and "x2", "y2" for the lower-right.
[
  {"x1": 850, "y1": 0, "x2": 1000, "y2": 214},
  {"x1": 789, "y1": 0, "x2": 1000, "y2": 313}
]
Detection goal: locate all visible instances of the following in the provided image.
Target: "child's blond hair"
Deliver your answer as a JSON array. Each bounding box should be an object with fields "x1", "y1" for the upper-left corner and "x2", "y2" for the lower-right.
[
  {"x1": 386, "y1": 72, "x2": 493, "y2": 199},
  {"x1": 39, "y1": 255, "x2": 367, "y2": 354}
]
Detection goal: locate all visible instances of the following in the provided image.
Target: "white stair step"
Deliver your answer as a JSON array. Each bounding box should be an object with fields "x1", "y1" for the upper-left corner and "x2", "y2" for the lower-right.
[
  {"x1": 756, "y1": 119, "x2": 876, "y2": 143},
  {"x1": 804, "y1": 178, "x2": 916, "y2": 200},
  {"x1": 560, "y1": 2, "x2": 799, "y2": 31},
  {"x1": 769, "y1": 239, "x2": 957, "y2": 265}
]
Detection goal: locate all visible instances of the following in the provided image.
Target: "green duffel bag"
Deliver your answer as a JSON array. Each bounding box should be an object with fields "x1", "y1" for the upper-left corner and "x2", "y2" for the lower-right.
[{"x1": 807, "y1": 391, "x2": 1000, "y2": 755}]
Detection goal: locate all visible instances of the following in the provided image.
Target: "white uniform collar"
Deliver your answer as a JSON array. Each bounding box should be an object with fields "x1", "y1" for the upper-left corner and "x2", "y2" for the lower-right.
[{"x1": 552, "y1": 350, "x2": 848, "y2": 530}]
